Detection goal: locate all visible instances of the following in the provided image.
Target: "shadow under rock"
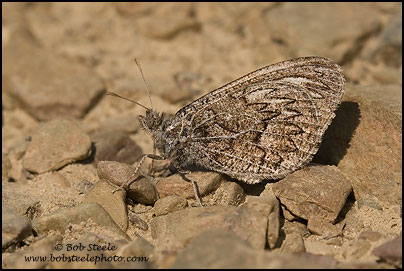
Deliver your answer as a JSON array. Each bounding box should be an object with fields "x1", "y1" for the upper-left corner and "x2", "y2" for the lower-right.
[{"x1": 313, "y1": 101, "x2": 361, "y2": 166}]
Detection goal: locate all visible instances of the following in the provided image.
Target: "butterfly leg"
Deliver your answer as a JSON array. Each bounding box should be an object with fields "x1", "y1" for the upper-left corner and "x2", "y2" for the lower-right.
[
  {"x1": 170, "y1": 165, "x2": 203, "y2": 206},
  {"x1": 191, "y1": 178, "x2": 203, "y2": 206}
]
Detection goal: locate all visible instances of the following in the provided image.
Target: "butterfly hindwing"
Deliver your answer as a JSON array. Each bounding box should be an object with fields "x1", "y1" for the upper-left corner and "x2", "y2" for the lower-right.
[{"x1": 168, "y1": 57, "x2": 345, "y2": 183}]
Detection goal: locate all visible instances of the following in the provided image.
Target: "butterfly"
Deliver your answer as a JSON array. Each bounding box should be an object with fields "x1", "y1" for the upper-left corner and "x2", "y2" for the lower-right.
[{"x1": 107, "y1": 56, "x2": 345, "y2": 203}]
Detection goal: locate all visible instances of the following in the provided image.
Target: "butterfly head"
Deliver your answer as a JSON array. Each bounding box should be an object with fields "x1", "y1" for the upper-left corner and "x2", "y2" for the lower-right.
[{"x1": 139, "y1": 109, "x2": 165, "y2": 133}]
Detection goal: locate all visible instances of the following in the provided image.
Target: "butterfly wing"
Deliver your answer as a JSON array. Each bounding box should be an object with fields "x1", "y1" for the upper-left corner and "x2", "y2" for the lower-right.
[{"x1": 170, "y1": 57, "x2": 345, "y2": 184}]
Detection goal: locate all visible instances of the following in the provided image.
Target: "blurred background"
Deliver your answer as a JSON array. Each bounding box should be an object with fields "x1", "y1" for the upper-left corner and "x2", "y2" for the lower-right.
[{"x1": 3, "y1": 3, "x2": 401, "y2": 128}]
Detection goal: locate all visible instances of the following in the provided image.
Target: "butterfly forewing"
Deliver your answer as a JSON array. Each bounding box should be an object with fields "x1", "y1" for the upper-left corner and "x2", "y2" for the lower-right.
[{"x1": 167, "y1": 57, "x2": 345, "y2": 184}]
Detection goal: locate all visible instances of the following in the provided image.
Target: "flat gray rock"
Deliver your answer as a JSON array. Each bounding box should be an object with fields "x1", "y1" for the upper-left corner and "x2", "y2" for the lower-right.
[
  {"x1": 171, "y1": 228, "x2": 339, "y2": 268},
  {"x1": 22, "y1": 119, "x2": 92, "y2": 173},
  {"x1": 2, "y1": 206, "x2": 33, "y2": 250},
  {"x1": 150, "y1": 204, "x2": 269, "y2": 250},
  {"x1": 373, "y1": 235, "x2": 402, "y2": 268},
  {"x1": 84, "y1": 180, "x2": 128, "y2": 231},
  {"x1": 272, "y1": 164, "x2": 352, "y2": 222},
  {"x1": 264, "y1": 3, "x2": 382, "y2": 63},
  {"x1": 3, "y1": 40, "x2": 104, "y2": 121},
  {"x1": 171, "y1": 229, "x2": 259, "y2": 269},
  {"x1": 153, "y1": 195, "x2": 188, "y2": 216},
  {"x1": 32, "y1": 203, "x2": 130, "y2": 240}
]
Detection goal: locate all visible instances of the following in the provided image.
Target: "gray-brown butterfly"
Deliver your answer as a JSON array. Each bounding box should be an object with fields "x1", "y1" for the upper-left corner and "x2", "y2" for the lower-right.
[{"x1": 108, "y1": 56, "x2": 345, "y2": 202}]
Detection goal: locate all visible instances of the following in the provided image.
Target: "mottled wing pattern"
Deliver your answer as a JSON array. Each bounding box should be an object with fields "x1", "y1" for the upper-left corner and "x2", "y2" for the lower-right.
[{"x1": 172, "y1": 57, "x2": 345, "y2": 184}]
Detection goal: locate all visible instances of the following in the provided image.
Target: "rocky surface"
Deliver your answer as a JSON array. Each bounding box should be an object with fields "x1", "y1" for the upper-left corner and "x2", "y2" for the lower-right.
[
  {"x1": 22, "y1": 119, "x2": 92, "y2": 174},
  {"x1": 212, "y1": 181, "x2": 246, "y2": 206},
  {"x1": 83, "y1": 180, "x2": 128, "y2": 231},
  {"x1": 31, "y1": 203, "x2": 131, "y2": 240},
  {"x1": 153, "y1": 196, "x2": 188, "y2": 217},
  {"x1": 272, "y1": 164, "x2": 352, "y2": 222},
  {"x1": 90, "y1": 130, "x2": 143, "y2": 165},
  {"x1": 97, "y1": 160, "x2": 158, "y2": 204},
  {"x1": 373, "y1": 235, "x2": 402, "y2": 268},
  {"x1": 2, "y1": 2, "x2": 401, "y2": 269},
  {"x1": 2, "y1": 206, "x2": 33, "y2": 252},
  {"x1": 2, "y1": 32, "x2": 104, "y2": 122}
]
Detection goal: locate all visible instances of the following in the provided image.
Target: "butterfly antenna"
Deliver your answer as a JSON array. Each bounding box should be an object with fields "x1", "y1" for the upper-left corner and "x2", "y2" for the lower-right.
[
  {"x1": 135, "y1": 58, "x2": 154, "y2": 110},
  {"x1": 134, "y1": 58, "x2": 158, "y2": 170},
  {"x1": 105, "y1": 91, "x2": 149, "y2": 110}
]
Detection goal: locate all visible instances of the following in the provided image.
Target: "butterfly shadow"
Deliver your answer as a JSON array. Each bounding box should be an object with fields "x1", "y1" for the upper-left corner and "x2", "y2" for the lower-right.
[{"x1": 312, "y1": 101, "x2": 361, "y2": 166}]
